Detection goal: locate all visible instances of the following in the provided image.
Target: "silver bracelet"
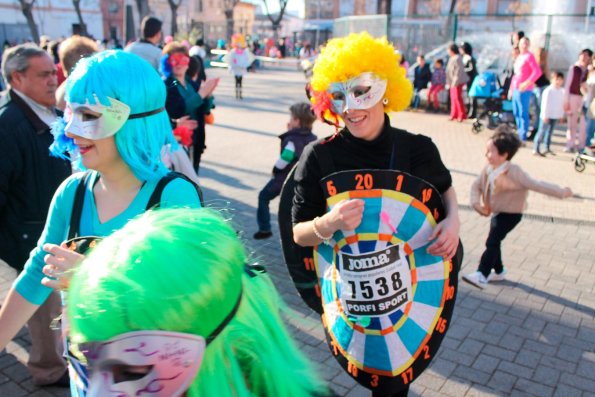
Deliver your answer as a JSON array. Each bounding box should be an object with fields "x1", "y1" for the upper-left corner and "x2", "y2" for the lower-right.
[{"x1": 312, "y1": 216, "x2": 332, "y2": 244}]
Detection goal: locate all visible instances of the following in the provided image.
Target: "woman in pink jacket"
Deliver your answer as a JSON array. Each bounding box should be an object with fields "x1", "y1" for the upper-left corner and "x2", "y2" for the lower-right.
[{"x1": 510, "y1": 37, "x2": 542, "y2": 141}]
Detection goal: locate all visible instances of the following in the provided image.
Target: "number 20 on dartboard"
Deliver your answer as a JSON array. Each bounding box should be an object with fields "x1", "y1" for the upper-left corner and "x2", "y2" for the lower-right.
[{"x1": 355, "y1": 173, "x2": 373, "y2": 190}]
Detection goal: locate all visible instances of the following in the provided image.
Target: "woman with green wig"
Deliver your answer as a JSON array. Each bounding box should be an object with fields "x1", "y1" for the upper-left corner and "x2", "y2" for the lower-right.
[{"x1": 67, "y1": 208, "x2": 327, "y2": 397}]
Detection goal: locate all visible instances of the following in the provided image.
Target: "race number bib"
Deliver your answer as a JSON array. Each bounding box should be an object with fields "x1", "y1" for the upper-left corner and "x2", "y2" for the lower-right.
[{"x1": 340, "y1": 244, "x2": 411, "y2": 317}]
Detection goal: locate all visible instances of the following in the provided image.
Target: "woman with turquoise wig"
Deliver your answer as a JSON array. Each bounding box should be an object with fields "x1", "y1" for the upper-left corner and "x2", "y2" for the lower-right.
[
  {"x1": 0, "y1": 50, "x2": 201, "y2": 396},
  {"x1": 67, "y1": 208, "x2": 327, "y2": 397}
]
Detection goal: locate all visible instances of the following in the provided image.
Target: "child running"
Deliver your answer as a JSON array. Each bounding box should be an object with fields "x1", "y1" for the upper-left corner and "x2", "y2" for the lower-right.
[
  {"x1": 254, "y1": 102, "x2": 317, "y2": 239},
  {"x1": 464, "y1": 126, "x2": 573, "y2": 289}
]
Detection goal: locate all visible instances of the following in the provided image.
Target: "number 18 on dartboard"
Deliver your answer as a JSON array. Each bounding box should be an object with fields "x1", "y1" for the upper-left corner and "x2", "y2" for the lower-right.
[{"x1": 339, "y1": 244, "x2": 411, "y2": 317}]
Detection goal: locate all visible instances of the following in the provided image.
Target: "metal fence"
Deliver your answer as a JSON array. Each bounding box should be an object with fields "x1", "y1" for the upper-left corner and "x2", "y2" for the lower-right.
[
  {"x1": 328, "y1": 13, "x2": 592, "y2": 76},
  {"x1": 389, "y1": 13, "x2": 593, "y2": 74},
  {"x1": 334, "y1": 14, "x2": 388, "y2": 38}
]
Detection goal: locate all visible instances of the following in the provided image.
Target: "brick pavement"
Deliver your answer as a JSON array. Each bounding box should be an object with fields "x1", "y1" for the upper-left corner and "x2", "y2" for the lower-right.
[{"x1": 1, "y1": 67, "x2": 594, "y2": 396}]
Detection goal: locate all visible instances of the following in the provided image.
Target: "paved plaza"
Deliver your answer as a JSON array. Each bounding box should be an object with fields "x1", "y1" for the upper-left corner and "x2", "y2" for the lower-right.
[{"x1": 1, "y1": 66, "x2": 594, "y2": 396}]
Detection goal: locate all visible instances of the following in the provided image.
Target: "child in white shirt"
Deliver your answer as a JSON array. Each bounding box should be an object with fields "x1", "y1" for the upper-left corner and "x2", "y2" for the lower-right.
[{"x1": 533, "y1": 71, "x2": 565, "y2": 155}]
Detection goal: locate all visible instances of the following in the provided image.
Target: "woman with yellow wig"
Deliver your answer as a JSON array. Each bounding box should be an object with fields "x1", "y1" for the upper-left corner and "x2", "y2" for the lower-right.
[
  {"x1": 287, "y1": 32, "x2": 462, "y2": 397},
  {"x1": 294, "y1": 32, "x2": 460, "y2": 261}
]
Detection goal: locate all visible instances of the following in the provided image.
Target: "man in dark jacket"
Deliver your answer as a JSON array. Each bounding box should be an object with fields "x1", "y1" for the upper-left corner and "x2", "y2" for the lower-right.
[
  {"x1": 460, "y1": 42, "x2": 478, "y2": 118},
  {"x1": 411, "y1": 55, "x2": 432, "y2": 109},
  {"x1": 0, "y1": 44, "x2": 71, "y2": 387},
  {"x1": 254, "y1": 102, "x2": 317, "y2": 239}
]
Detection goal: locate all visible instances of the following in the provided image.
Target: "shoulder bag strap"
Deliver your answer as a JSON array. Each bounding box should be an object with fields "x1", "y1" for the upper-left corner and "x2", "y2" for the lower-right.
[
  {"x1": 67, "y1": 171, "x2": 93, "y2": 240},
  {"x1": 146, "y1": 172, "x2": 204, "y2": 210}
]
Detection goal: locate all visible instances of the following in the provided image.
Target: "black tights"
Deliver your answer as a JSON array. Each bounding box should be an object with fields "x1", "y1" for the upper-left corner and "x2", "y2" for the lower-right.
[{"x1": 478, "y1": 212, "x2": 522, "y2": 277}]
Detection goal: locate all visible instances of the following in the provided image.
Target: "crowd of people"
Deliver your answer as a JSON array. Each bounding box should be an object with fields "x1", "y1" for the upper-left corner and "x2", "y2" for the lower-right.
[
  {"x1": 408, "y1": 31, "x2": 595, "y2": 155},
  {"x1": 0, "y1": 19, "x2": 587, "y2": 397}
]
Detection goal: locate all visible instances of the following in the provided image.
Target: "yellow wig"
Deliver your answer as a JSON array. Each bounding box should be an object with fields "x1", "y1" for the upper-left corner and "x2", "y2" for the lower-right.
[
  {"x1": 310, "y1": 32, "x2": 412, "y2": 124},
  {"x1": 231, "y1": 33, "x2": 246, "y2": 49}
]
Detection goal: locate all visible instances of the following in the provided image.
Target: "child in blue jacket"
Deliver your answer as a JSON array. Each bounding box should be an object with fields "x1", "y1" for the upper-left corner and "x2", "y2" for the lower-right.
[{"x1": 254, "y1": 103, "x2": 317, "y2": 239}]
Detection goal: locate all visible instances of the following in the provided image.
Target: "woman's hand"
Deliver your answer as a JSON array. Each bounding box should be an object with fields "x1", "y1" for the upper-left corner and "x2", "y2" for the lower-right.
[
  {"x1": 176, "y1": 115, "x2": 198, "y2": 130},
  {"x1": 292, "y1": 199, "x2": 365, "y2": 247},
  {"x1": 41, "y1": 243, "x2": 85, "y2": 290},
  {"x1": 519, "y1": 81, "x2": 530, "y2": 92},
  {"x1": 473, "y1": 203, "x2": 490, "y2": 216},
  {"x1": 426, "y1": 215, "x2": 460, "y2": 260},
  {"x1": 198, "y1": 78, "x2": 220, "y2": 99},
  {"x1": 563, "y1": 187, "x2": 573, "y2": 198},
  {"x1": 325, "y1": 199, "x2": 365, "y2": 232}
]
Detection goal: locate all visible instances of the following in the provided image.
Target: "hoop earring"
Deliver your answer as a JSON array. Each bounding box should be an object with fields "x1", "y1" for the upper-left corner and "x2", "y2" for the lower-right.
[{"x1": 382, "y1": 98, "x2": 389, "y2": 105}]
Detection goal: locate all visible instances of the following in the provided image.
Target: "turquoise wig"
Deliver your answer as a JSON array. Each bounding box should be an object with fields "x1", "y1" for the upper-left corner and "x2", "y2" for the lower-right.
[
  {"x1": 50, "y1": 50, "x2": 175, "y2": 182},
  {"x1": 67, "y1": 208, "x2": 326, "y2": 397}
]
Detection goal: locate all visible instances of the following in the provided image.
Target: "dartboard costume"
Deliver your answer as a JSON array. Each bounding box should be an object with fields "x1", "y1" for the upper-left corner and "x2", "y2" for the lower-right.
[
  {"x1": 280, "y1": 117, "x2": 462, "y2": 395},
  {"x1": 292, "y1": 117, "x2": 453, "y2": 223}
]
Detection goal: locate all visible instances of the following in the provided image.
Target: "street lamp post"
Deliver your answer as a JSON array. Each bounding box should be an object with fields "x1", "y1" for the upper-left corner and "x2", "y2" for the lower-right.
[{"x1": 315, "y1": 0, "x2": 320, "y2": 48}]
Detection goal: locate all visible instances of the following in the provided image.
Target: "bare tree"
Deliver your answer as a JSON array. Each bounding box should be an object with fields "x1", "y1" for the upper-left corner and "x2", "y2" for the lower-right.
[
  {"x1": 135, "y1": 0, "x2": 151, "y2": 22},
  {"x1": 18, "y1": 0, "x2": 40, "y2": 43},
  {"x1": 223, "y1": 0, "x2": 240, "y2": 43},
  {"x1": 377, "y1": 0, "x2": 392, "y2": 38},
  {"x1": 377, "y1": 0, "x2": 392, "y2": 14},
  {"x1": 506, "y1": 0, "x2": 532, "y2": 30},
  {"x1": 354, "y1": 0, "x2": 366, "y2": 15},
  {"x1": 507, "y1": 0, "x2": 532, "y2": 14},
  {"x1": 72, "y1": 0, "x2": 88, "y2": 36},
  {"x1": 426, "y1": 0, "x2": 442, "y2": 16},
  {"x1": 166, "y1": 0, "x2": 182, "y2": 36},
  {"x1": 262, "y1": 0, "x2": 289, "y2": 41}
]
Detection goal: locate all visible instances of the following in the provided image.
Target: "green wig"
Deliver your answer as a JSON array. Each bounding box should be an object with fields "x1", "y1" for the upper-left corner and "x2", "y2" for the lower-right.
[{"x1": 67, "y1": 208, "x2": 325, "y2": 397}]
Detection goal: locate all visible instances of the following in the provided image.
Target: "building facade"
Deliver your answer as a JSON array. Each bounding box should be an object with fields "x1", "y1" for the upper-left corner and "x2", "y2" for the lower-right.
[
  {"x1": 0, "y1": 0, "x2": 103, "y2": 44},
  {"x1": 0, "y1": 0, "x2": 196, "y2": 45},
  {"x1": 185, "y1": 0, "x2": 255, "y2": 46},
  {"x1": 392, "y1": 0, "x2": 592, "y2": 17}
]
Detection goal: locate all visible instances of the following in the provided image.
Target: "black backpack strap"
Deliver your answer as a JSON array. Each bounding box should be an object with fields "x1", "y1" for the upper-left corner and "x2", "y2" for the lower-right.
[
  {"x1": 390, "y1": 129, "x2": 411, "y2": 173},
  {"x1": 146, "y1": 171, "x2": 204, "y2": 210},
  {"x1": 68, "y1": 171, "x2": 93, "y2": 241},
  {"x1": 311, "y1": 140, "x2": 336, "y2": 177}
]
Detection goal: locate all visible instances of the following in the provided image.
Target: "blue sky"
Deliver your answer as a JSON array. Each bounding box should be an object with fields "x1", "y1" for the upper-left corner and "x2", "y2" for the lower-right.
[{"x1": 246, "y1": 0, "x2": 305, "y2": 18}]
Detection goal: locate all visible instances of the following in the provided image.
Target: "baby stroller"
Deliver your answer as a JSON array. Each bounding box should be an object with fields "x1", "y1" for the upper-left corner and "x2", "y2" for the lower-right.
[
  {"x1": 468, "y1": 71, "x2": 513, "y2": 133},
  {"x1": 573, "y1": 148, "x2": 595, "y2": 172}
]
